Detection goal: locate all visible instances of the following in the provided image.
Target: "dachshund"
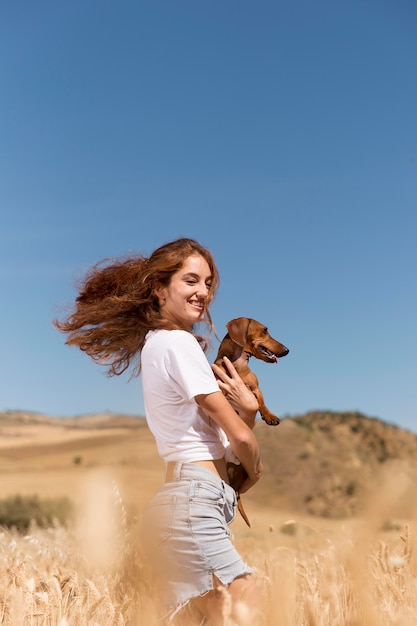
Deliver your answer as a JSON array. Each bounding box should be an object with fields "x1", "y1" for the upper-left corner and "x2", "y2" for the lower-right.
[{"x1": 214, "y1": 317, "x2": 289, "y2": 525}]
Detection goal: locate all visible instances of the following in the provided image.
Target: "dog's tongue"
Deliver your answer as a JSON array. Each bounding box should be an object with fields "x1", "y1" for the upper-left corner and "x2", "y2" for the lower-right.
[{"x1": 274, "y1": 356, "x2": 278, "y2": 364}]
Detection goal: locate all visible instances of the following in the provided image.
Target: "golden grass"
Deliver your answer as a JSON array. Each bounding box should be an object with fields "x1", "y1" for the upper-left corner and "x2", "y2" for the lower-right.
[
  {"x1": 2, "y1": 415, "x2": 417, "y2": 624},
  {"x1": 0, "y1": 482, "x2": 416, "y2": 625}
]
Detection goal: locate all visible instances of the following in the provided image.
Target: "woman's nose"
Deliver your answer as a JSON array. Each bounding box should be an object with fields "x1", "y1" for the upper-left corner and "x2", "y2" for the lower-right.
[{"x1": 197, "y1": 282, "x2": 209, "y2": 296}]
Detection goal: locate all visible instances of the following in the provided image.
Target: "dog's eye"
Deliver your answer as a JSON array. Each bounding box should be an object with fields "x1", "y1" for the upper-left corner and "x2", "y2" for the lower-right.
[{"x1": 262, "y1": 327, "x2": 268, "y2": 334}]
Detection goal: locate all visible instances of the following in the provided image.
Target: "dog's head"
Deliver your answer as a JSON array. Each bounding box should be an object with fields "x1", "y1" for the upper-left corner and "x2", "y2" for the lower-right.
[{"x1": 226, "y1": 317, "x2": 289, "y2": 363}]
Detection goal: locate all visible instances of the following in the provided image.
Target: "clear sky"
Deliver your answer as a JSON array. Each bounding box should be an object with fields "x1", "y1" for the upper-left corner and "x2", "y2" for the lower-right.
[{"x1": 1, "y1": 0, "x2": 416, "y2": 432}]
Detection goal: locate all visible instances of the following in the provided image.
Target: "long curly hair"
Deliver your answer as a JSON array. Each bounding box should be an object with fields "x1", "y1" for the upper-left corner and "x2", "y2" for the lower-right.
[{"x1": 54, "y1": 238, "x2": 220, "y2": 376}]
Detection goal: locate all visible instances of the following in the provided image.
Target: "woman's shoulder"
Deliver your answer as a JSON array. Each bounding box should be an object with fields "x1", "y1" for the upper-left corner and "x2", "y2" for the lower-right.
[{"x1": 145, "y1": 328, "x2": 198, "y2": 348}]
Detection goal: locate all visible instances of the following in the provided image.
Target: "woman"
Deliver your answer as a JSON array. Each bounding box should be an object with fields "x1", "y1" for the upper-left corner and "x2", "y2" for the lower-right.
[{"x1": 55, "y1": 238, "x2": 263, "y2": 625}]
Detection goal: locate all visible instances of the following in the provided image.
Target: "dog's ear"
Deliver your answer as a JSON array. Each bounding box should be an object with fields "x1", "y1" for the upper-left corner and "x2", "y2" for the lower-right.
[{"x1": 226, "y1": 318, "x2": 251, "y2": 347}]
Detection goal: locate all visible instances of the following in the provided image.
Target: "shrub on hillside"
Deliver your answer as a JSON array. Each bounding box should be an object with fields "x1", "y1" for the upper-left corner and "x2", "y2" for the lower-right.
[{"x1": 0, "y1": 495, "x2": 73, "y2": 531}]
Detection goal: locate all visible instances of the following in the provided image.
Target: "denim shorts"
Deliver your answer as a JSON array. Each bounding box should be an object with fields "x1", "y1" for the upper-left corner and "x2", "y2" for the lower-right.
[{"x1": 140, "y1": 462, "x2": 254, "y2": 620}]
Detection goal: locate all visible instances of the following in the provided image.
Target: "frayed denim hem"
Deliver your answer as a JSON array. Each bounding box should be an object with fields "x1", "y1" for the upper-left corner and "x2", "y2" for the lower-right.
[{"x1": 162, "y1": 567, "x2": 255, "y2": 624}]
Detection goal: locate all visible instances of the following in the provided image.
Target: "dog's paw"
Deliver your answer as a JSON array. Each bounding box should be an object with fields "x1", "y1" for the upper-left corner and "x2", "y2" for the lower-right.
[{"x1": 262, "y1": 413, "x2": 281, "y2": 426}]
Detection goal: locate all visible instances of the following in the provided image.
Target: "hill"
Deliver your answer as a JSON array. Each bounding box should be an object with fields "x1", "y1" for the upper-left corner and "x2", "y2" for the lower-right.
[
  {"x1": 252, "y1": 410, "x2": 417, "y2": 517},
  {"x1": 1, "y1": 409, "x2": 416, "y2": 519}
]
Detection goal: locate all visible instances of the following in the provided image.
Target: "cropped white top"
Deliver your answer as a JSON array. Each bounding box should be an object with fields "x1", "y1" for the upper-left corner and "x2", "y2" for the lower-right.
[{"x1": 141, "y1": 329, "x2": 228, "y2": 462}]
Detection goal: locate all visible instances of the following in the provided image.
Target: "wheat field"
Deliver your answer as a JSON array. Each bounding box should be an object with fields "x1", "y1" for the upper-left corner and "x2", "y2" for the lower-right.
[
  {"x1": 1, "y1": 414, "x2": 416, "y2": 625},
  {"x1": 1, "y1": 482, "x2": 416, "y2": 625}
]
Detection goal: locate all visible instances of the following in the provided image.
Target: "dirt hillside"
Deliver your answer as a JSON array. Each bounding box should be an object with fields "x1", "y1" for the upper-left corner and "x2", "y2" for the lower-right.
[
  {"x1": 1, "y1": 409, "x2": 416, "y2": 519},
  {"x1": 252, "y1": 411, "x2": 417, "y2": 517}
]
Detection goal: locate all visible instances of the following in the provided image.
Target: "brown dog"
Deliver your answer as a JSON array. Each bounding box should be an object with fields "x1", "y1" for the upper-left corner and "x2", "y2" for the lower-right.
[
  {"x1": 214, "y1": 317, "x2": 289, "y2": 525},
  {"x1": 214, "y1": 317, "x2": 289, "y2": 425}
]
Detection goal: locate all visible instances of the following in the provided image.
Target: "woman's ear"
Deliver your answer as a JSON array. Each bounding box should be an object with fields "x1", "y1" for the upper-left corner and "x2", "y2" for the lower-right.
[{"x1": 153, "y1": 283, "x2": 166, "y2": 303}]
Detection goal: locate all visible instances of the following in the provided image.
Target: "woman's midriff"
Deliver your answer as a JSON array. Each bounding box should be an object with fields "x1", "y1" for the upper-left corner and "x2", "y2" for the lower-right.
[
  {"x1": 190, "y1": 458, "x2": 229, "y2": 482},
  {"x1": 164, "y1": 458, "x2": 229, "y2": 483}
]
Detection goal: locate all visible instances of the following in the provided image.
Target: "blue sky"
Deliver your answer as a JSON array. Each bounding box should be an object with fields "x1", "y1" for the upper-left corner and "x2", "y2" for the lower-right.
[{"x1": 1, "y1": 0, "x2": 416, "y2": 432}]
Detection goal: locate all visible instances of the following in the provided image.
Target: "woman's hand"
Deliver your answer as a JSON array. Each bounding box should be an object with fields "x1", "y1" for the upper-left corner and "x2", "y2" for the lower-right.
[{"x1": 212, "y1": 356, "x2": 259, "y2": 428}]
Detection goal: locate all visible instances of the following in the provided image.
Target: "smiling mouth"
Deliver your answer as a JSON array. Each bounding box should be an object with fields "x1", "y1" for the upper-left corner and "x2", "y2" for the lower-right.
[{"x1": 189, "y1": 300, "x2": 205, "y2": 310}]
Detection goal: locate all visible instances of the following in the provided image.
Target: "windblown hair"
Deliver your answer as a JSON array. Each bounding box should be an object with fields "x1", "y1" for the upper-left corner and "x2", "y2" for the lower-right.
[{"x1": 54, "y1": 238, "x2": 220, "y2": 376}]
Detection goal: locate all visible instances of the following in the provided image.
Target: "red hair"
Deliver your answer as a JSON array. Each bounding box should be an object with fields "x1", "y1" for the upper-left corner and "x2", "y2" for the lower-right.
[{"x1": 54, "y1": 238, "x2": 219, "y2": 376}]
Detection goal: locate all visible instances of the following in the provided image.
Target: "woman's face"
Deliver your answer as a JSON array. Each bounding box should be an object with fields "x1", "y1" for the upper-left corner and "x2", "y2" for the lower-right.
[{"x1": 156, "y1": 254, "x2": 213, "y2": 331}]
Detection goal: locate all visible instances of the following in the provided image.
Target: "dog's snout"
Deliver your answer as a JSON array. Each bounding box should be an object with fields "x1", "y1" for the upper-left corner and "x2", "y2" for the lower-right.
[{"x1": 281, "y1": 346, "x2": 289, "y2": 357}]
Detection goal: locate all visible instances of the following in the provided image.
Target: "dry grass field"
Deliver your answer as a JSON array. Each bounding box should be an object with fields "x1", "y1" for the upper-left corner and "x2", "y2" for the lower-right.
[{"x1": 1, "y1": 411, "x2": 417, "y2": 625}]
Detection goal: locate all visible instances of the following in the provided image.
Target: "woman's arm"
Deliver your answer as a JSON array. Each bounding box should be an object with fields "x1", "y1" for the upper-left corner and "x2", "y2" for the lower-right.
[
  {"x1": 195, "y1": 390, "x2": 262, "y2": 493},
  {"x1": 212, "y1": 356, "x2": 258, "y2": 428}
]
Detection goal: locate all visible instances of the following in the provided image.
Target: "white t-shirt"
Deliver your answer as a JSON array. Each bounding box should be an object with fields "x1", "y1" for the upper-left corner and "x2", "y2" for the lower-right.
[{"x1": 141, "y1": 329, "x2": 228, "y2": 462}]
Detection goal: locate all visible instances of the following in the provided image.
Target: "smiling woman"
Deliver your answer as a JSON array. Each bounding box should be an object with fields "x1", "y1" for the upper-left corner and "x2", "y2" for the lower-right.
[{"x1": 54, "y1": 237, "x2": 264, "y2": 625}]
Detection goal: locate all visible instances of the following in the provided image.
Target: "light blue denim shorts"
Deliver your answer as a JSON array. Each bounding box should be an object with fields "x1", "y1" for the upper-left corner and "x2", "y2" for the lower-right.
[{"x1": 140, "y1": 462, "x2": 254, "y2": 619}]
